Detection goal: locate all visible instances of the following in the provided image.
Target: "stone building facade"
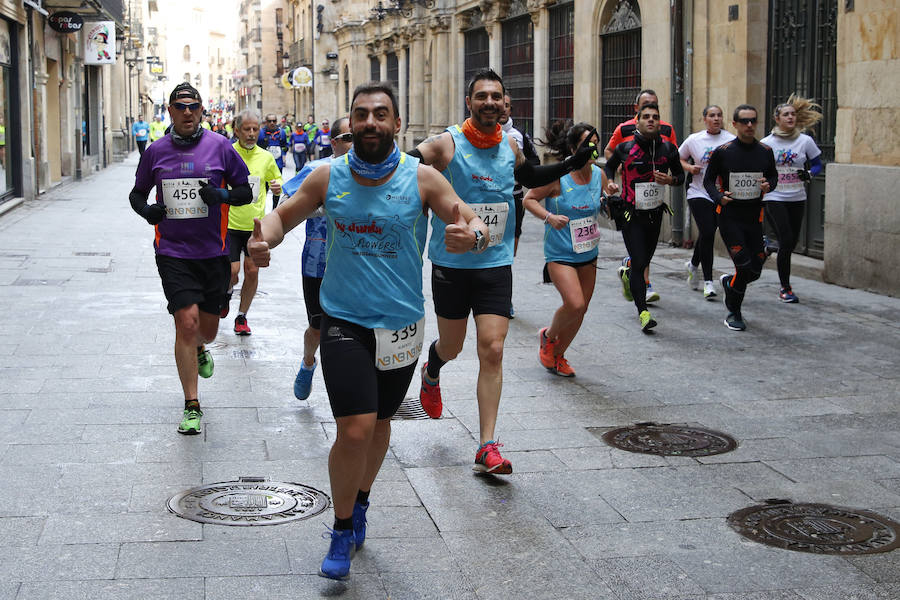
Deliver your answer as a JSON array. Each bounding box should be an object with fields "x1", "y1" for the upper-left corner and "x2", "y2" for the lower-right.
[{"x1": 278, "y1": 0, "x2": 897, "y2": 295}]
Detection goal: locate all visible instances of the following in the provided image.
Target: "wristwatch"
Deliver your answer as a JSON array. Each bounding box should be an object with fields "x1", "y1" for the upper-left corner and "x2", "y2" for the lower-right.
[{"x1": 472, "y1": 229, "x2": 488, "y2": 253}]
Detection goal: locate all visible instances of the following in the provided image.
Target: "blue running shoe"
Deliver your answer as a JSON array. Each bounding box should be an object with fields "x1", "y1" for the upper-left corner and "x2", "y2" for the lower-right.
[
  {"x1": 320, "y1": 527, "x2": 355, "y2": 580},
  {"x1": 293, "y1": 358, "x2": 317, "y2": 400},
  {"x1": 352, "y1": 501, "x2": 369, "y2": 550}
]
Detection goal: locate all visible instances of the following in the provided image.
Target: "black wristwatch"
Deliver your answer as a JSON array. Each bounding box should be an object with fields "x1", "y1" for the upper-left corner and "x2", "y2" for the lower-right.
[{"x1": 471, "y1": 229, "x2": 488, "y2": 253}]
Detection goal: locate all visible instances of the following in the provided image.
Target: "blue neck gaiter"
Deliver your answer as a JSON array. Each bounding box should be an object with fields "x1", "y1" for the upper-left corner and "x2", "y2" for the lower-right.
[{"x1": 347, "y1": 143, "x2": 401, "y2": 180}]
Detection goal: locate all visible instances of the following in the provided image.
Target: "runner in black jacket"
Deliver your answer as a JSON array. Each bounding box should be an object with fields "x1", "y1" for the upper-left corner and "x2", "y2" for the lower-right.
[
  {"x1": 603, "y1": 103, "x2": 684, "y2": 332},
  {"x1": 703, "y1": 104, "x2": 778, "y2": 331}
]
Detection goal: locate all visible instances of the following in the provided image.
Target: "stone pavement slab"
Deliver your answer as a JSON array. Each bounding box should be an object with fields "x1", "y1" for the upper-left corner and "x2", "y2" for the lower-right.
[{"x1": 1, "y1": 155, "x2": 899, "y2": 598}]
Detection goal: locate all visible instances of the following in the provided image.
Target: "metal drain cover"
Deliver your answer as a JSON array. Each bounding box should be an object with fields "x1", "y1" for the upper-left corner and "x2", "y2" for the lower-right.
[
  {"x1": 167, "y1": 477, "x2": 330, "y2": 526},
  {"x1": 392, "y1": 396, "x2": 431, "y2": 420},
  {"x1": 728, "y1": 500, "x2": 900, "y2": 555},
  {"x1": 600, "y1": 422, "x2": 737, "y2": 457}
]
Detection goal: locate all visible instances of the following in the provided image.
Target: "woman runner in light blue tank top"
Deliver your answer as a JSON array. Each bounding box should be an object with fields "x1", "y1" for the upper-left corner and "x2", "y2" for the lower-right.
[{"x1": 524, "y1": 122, "x2": 605, "y2": 378}]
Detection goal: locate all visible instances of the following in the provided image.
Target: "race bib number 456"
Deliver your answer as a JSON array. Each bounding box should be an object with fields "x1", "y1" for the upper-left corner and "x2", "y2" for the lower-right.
[
  {"x1": 161, "y1": 178, "x2": 208, "y2": 219},
  {"x1": 375, "y1": 317, "x2": 425, "y2": 371}
]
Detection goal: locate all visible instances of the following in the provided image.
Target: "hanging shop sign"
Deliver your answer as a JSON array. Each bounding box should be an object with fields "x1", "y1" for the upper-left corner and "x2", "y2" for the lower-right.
[
  {"x1": 84, "y1": 21, "x2": 115, "y2": 65},
  {"x1": 48, "y1": 11, "x2": 84, "y2": 33},
  {"x1": 292, "y1": 67, "x2": 312, "y2": 88}
]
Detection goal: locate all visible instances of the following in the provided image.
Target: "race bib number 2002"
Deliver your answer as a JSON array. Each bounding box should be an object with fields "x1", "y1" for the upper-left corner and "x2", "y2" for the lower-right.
[
  {"x1": 161, "y1": 178, "x2": 208, "y2": 219},
  {"x1": 729, "y1": 172, "x2": 763, "y2": 200},
  {"x1": 374, "y1": 317, "x2": 425, "y2": 371}
]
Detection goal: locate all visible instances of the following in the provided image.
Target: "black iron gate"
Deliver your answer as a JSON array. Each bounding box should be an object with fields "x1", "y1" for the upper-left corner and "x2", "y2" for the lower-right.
[
  {"x1": 766, "y1": 0, "x2": 837, "y2": 258},
  {"x1": 599, "y1": 1, "x2": 642, "y2": 148}
]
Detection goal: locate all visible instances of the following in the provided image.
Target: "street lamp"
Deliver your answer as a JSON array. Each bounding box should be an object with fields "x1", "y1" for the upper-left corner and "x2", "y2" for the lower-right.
[{"x1": 123, "y1": 44, "x2": 139, "y2": 149}]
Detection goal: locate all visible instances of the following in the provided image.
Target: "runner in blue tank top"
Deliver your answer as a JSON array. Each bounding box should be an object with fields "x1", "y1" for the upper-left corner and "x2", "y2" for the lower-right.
[
  {"x1": 524, "y1": 122, "x2": 606, "y2": 378},
  {"x1": 407, "y1": 69, "x2": 595, "y2": 475},
  {"x1": 248, "y1": 83, "x2": 488, "y2": 581}
]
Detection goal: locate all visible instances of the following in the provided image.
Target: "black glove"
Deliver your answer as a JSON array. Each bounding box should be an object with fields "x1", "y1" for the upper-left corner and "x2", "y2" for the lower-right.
[
  {"x1": 796, "y1": 169, "x2": 811, "y2": 182},
  {"x1": 563, "y1": 142, "x2": 595, "y2": 172},
  {"x1": 198, "y1": 180, "x2": 229, "y2": 205},
  {"x1": 142, "y1": 203, "x2": 166, "y2": 225}
]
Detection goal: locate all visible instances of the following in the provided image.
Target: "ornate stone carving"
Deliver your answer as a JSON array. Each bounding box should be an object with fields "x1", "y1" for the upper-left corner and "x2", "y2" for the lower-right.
[
  {"x1": 479, "y1": 0, "x2": 511, "y2": 23},
  {"x1": 507, "y1": 0, "x2": 528, "y2": 19},
  {"x1": 458, "y1": 7, "x2": 483, "y2": 31},
  {"x1": 602, "y1": 0, "x2": 641, "y2": 34}
]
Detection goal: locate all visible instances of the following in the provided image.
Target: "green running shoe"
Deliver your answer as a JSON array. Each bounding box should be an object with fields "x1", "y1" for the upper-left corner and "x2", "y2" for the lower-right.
[
  {"x1": 639, "y1": 310, "x2": 657, "y2": 332},
  {"x1": 177, "y1": 408, "x2": 203, "y2": 435},
  {"x1": 617, "y1": 266, "x2": 633, "y2": 301},
  {"x1": 197, "y1": 346, "x2": 214, "y2": 379}
]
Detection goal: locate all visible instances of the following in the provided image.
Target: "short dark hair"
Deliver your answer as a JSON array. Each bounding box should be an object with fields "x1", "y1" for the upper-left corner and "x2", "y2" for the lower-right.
[
  {"x1": 332, "y1": 116, "x2": 350, "y2": 133},
  {"x1": 638, "y1": 102, "x2": 660, "y2": 117},
  {"x1": 467, "y1": 68, "x2": 505, "y2": 98},
  {"x1": 635, "y1": 89, "x2": 657, "y2": 106},
  {"x1": 733, "y1": 104, "x2": 757, "y2": 121},
  {"x1": 351, "y1": 82, "x2": 400, "y2": 118},
  {"x1": 701, "y1": 105, "x2": 723, "y2": 118}
]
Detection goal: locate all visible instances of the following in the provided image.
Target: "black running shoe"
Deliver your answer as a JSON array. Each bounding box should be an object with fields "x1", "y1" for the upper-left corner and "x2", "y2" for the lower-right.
[{"x1": 724, "y1": 312, "x2": 746, "y2": 331}]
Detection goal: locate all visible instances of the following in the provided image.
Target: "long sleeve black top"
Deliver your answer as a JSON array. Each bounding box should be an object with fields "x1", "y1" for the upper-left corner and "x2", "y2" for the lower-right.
[{"x1": 703, "y1": 138, "x2": 778, "y2": 205}]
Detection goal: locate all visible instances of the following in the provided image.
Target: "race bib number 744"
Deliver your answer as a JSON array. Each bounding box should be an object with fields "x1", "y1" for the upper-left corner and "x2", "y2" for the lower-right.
[{"x1": 374, "y1": 317, "x2": 425, "y2": 371}]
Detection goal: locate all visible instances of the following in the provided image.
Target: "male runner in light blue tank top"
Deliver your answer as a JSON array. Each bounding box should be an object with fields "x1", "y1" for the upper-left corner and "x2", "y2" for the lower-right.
[
  {"x1": 408, "y1": 69, "x2": 595, "y2": 475},
  {"x1": 249, "y1": 83, "x2": 488, "y2": 580}
]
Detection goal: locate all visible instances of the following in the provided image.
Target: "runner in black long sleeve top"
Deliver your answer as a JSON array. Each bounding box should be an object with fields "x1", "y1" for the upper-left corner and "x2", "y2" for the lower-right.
[
  {"x1": 702, "y1": 105, "x2": 778, "y2": 331},
  {"x1": 603, "y1": 104, "x2": 685, "y2": 331}
]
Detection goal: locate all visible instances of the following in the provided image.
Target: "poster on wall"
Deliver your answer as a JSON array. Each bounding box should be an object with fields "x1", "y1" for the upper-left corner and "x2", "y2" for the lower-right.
[
  {"x1": 0, "y1": 19, "x2": 10, "y2": 65},
  {"x1": 84, "y1": 21, "x2": 115, "y2": 65}
]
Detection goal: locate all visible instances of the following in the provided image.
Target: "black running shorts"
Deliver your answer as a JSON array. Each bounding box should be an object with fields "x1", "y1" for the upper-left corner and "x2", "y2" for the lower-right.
[
  {"x1": 320, "y1": 314, "x2": 418, "y2": 419},
  {"x1": 227, "y1": 229, "x2": 252, "y2": 262},
  {"x1": 155, "y1": 254, "x2": 230, "y2": 315},
  {"x1": 431, "y1": 264, "x2": 513, "y2": 320},
  {"x1": 302, "y1": 275, "x2": 323, "y2": 329}
]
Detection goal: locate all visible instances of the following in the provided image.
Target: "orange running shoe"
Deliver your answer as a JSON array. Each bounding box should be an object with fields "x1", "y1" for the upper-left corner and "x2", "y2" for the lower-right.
[
  {"x1": 539, "y1": 327, "x2": 557, "y2": 369},
  {"x1": 553, "y1": 356, "x2": 576, "y2": 377},
  {"x1": 473, "y1": 440, "x2": 512, "y2": 474}
]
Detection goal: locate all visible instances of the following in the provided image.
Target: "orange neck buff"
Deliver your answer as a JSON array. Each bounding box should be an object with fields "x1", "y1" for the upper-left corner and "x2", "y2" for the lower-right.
[{"x1": 462, "y1": 118, "x2": 502, "y2": 149}]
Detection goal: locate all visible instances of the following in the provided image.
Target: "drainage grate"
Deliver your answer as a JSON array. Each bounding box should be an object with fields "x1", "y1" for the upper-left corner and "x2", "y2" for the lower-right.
[
  {"x1": 231, "y1": 348, "x2": 259, "y2": 359},
  {"x1": 167, "y1": 477, "x2": 330, "y2": 526},
  {"x1": 598, "y1": 422, "x2": 737, "y2": 457},
  {"x1": 728, "y1": 499, "x2": 900, "y2": 555},
  {"x1": 392, "y1": 396, "x2": 431, "y2": 420},
  {"x1": 12, "y1": 278, "x2": 68, "y2": 286}
]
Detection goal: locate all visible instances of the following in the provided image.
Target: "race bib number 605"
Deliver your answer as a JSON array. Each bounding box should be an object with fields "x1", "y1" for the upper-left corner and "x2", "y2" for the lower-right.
[{"x1": 375, "y1": 317, "x2": 425, "y2": 371}]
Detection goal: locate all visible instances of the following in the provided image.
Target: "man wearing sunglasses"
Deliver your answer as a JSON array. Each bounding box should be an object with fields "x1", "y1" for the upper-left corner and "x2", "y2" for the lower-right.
[
  {"x1": 278, "y1": 117, "x2": 353, "y2": 402},
  {"x1": 128, "y1": 82, "x2": 253, "y2": 435},
  {"x1": 703, "y1": 104, "x2": 778, "y2": 331},
  {"x1": 257, "y1": 113, "x2": 288, "y2": 208}
]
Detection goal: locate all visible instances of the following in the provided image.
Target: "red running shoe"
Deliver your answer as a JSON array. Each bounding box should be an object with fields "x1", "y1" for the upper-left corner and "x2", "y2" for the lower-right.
[
  {"x1": 553, "y1": 356, "x2": 576, "y2": 378},
  {"x1": 474, "y1": 440, "x2": 512, "y2": 474},
  {"x1": 234, "y1": 314, "x2": 251, "y2": 335},
  {"x1": 220, "y1": 292, "x2": 232, "y2": 319},
  {"x1": 539, "y1": 327, "x2": 557, "y2": 370},
  {"x1": 419, "y1": 362, "x2": 442, "y2": 418}
]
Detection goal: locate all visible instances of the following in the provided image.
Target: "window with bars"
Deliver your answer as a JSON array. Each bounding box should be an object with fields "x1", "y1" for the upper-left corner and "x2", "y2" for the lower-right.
[
  {"x1": 600, "y1": 29, "x2": 641, "y2": 148},
  {"x1": 463, "y1": 27, "x2": 489, "y2": 116},
  {"x1": 548, "y1": 2, "x2": 574, "y2": 126},
  {"x1": 502, "y1": 16, "x2": 534, "y2": 136},
  {"x1": 386, "y1": 52, "x2": 399, "y2": 96},
  {"x1": 370, "y1": 56, "x2": 379, "y2": 82}
]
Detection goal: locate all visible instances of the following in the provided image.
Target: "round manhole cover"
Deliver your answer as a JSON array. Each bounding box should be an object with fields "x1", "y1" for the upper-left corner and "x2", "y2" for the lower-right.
[
  {"x1": 392, "y1": 396, "x2": 431, "y2": 420},
  {"x1": 601, "y1": 422, "x2": 737, "y2": 457},
  {"x1": 167, "y1": 477, "x2": 330, "y2": 526},
  {"x1": 728, "y1": 500, "x2": 900, "y2": 555}
]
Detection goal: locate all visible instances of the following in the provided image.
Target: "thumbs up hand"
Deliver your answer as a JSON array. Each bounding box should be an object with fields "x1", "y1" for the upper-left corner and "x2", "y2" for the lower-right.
[
  {"x1": 248, "y1": 218, "x2": 270, "y2": 267},
  {"x1": 443, "y1": 202, "x2": 478, "y2": 254}
]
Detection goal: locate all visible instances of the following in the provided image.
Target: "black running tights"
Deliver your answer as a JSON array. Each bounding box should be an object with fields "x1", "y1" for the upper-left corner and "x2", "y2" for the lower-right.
[
  {"x1": 764, "y1": 201, "x2": 805, "y2": 289},
  {"x1": 621, "y1": 213, "x2": 662, "y2": 313},
  {"x1": 688, "y1": 197, "x2": 718, "y2": 281},
  {"x1": 717, "y1": 209, "x2": 765, "y2": 306}
]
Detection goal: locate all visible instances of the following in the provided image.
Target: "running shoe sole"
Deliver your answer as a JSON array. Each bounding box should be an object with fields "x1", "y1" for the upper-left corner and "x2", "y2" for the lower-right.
[{"x1": 472, "y1": 462, "x2": 513, "y2": 475}]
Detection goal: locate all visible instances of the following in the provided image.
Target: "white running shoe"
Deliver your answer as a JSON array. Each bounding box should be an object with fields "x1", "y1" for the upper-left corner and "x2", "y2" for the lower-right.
[
  {"x1": 645, "y1": 283, "x2": 660, "y2": 304},
  {"x1": 703, "y1": 280, "x2": 717, "y2": 300},
  {"x1": 685, "y1": 260, "x2": 699, "y2": 290}
]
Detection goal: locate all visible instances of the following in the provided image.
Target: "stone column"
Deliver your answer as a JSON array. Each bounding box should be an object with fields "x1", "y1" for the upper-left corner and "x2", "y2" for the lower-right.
[
  {"x1": 407, "y1": 25, "x2": 427, "y2": 145},
  {"x1": 398, "y1": 43, "x2": 408, "y2": 136},
  {"x1": 429, "y1": 15, "x2": 451, "y2": 134},
  {"x1": 480, "y1": 0, "x2": 510, "y2": 72},
  {"x1": 379, "y1": 51, "x2": 387, "y2": 81},
  {"x1": 531, "y1": 6, "x2": 549, "y2": 140}
]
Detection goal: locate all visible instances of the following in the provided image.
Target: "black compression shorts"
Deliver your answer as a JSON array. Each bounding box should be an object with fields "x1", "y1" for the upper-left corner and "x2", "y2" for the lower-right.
[
  {"x1": 155, "y1": 254, "x2": 230, "y2": 315},
  {"x1": 302, "y1": 275, "x2": 323, "y2": 329},
  {"x1": 320, "y1": 314, "x2": 418, "y2": 419},
  {"x1": 431, "y1": 264, "x2": 513, "y2": 320},
  {"x1": 227, "y1": 229, "x2": 252, "y2": 262}
]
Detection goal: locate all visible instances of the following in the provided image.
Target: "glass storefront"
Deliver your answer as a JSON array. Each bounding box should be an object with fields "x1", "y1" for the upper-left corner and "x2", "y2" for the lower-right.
[{"x1": 0, "y1": 18, "x2": 13, "y2": 198}]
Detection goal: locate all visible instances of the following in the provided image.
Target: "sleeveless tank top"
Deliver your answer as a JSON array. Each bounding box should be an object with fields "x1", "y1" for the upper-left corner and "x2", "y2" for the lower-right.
[
  {"x1": 319, "y1": 153, "x2": 427, "y2": 330},
  {"x1": 543, "y1": 166, "x2": 604, "y2": 263},
  {"x1": 427, "y1": 125, "x2": 516, "y2": 269}
]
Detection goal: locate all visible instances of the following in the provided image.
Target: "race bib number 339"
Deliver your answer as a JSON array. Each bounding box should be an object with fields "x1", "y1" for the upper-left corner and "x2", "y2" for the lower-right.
[
  {"x1": 161, "y1": 178, "x2": 208, "y2": 219},
  {"x1": 375, "y1": 317, "x2": 426, "y2": 371}
]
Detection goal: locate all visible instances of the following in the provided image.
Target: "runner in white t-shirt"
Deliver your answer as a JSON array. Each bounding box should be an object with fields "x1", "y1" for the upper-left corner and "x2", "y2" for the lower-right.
[
  {"x1": 760, "y1": 95, "x2": 824, "y2": 303},
  {"x1": 679, "y1": 105, "x2": 735, "y2": 300}
]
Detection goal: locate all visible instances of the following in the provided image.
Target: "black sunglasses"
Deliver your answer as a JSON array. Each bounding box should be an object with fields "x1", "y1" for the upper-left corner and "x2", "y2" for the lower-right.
[
  {"x1": 333, "y1": 133, "x2": 353, "y2": 142},
  {"x1": 173, "y1": 102, "x2": 201, "y2": 111},
  {"x1": 735, "y1": 117, "x2": 758, "y2": 125}
]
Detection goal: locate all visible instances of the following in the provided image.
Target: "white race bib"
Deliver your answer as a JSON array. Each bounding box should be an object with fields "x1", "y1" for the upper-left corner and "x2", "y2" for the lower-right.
[
  {"x1": 248, "y1": 175, "x2": 261, "y2": 203},
  {"x1": 268, "y1": 146, "x2": 282, "y2": 160},
  {"x1": 137, "y1": 129, "x2": 147, "y2": 137},
  {"x1": 161, "y1": 178, "x2": 208, "y2": 219},
  {"x1": 568, "y1": 215, "x2": 600, "y2": 253},
  {"x1": 777, "y1": 166, "x2": 804, "y2": 193},
  {"x1": 634, "y1": 182, "x2": 666, "y2": 210},
  {"x1": 470, "y1": 203, "x2": 509, "y2": 247},
  {"x1": 374, "y1": 317, "x2": 425, "y2": 371},
  {"x1": 319, "y1": 135, "x2": 330, "y2": 146},
  {"x1": 729, "y1": 172, "x2": 763, "y2": 200},
  {"x1": 293, "y1": 142, "x2": 306, "y2": 153}
]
